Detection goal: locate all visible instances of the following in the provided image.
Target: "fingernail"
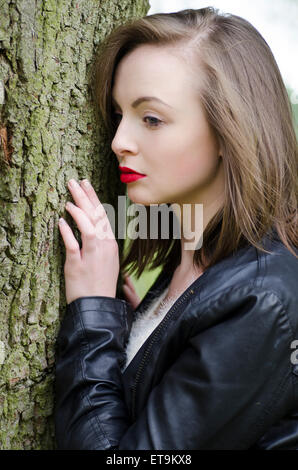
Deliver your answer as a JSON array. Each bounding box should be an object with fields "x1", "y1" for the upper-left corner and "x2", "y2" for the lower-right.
[
  {"x1": 68, "y1": 179, "x2": 77, "y2": 188},
  {"x1": 82, "y1": 179, "x2": 90, "y2": 187},
  {"x1": 59, "y1": 217, "x2": 66, "y2": 225}
]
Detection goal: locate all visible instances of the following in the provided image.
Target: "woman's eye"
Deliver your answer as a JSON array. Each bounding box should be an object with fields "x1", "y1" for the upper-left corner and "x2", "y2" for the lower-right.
[
  {"x1": 143, "y1": 116, "x2": 162, "y2": 127},
  {"x1": 112, "y1": 112, "x2": 162, "y2": 128}
]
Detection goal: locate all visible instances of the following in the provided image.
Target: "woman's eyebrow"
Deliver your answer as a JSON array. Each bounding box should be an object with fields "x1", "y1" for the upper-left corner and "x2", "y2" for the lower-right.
[{"x1": 111, "y1": 96, "x2": 173, "y2": 109}]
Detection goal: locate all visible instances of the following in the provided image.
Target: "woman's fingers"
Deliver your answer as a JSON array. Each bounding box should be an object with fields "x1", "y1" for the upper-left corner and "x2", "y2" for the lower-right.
[
  {"x1": 64, "y1": 202, "x2": 97, "y2": 255},
  {"x1": 93, "y1": 204, "x2": 115, "y2": 241},
  {"x1": 67, "y1": 179, "x2": 115, "y2": 241},
  {"x1": 68, "y1": 179, "x2": 105, "y2": 229},
  {"x1": 68, "y1": 179, "x2": 95, "y2": 215},
  {"x1": 124, "y1": 274, "x2": 135, "y2": 291},
  {"x1": 58, "y1": 180, "x2": 120, "y2": 304},
  {"x1": 58, "y1": 217, "x2": 81, "y2": 263},
  {"x1": 123, "y1": 285, "x2": 140, "y2": 309},
  {"x1": 79, "y1": 179, "x2": 102, "y2": 208},
  {"x1": 123, "y1": 275, "x2": 141, "y2": 309}
]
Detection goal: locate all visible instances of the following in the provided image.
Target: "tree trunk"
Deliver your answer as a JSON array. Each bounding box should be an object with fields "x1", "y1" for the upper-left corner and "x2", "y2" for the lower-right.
[{"x1": 0, "y1": 0, "x2": 150, "y2": 450}]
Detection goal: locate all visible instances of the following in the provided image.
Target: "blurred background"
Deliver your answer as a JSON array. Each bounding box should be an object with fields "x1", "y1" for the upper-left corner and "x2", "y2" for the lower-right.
[{"x1": 125, "y1": 0, "x2": 298, "y2": 301}]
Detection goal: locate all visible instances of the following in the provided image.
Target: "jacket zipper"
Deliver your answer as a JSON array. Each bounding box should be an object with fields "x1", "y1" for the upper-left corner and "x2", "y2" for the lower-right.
[{"x1": 130, "y1": 284, "x2": 197, "y2": 421}]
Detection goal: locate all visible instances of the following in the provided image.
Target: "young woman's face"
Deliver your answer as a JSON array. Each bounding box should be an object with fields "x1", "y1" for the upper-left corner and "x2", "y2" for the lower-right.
[{"x1": 111, "y1": 45, "x2": 224, "y2": 206}]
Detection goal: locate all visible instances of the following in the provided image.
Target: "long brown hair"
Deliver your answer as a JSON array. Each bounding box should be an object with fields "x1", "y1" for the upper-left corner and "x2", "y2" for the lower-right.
[{"x1": 91, "y1": 7, "x2": 298, "y2": 279}]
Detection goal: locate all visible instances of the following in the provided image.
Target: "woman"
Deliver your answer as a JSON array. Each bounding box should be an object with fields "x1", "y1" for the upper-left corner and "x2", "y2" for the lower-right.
[{"x1": 55, "y1": 7, "x2": 298, "y2": 450}]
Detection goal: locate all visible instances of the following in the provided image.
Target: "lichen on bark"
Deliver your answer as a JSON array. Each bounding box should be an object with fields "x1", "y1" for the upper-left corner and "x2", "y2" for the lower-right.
[{"x1": 0, "y1": 0, "x2": 150, "y2": 450}]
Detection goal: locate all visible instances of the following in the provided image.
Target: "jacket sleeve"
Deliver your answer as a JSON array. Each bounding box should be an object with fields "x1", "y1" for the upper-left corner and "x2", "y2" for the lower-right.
[{"x1": 54, "y1": 288, "x2": 294, "y2": 450}]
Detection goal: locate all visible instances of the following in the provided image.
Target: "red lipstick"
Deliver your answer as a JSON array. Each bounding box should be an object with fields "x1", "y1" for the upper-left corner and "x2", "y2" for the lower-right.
[{"x1": 119, "y1": 166, "x2": 147, "y2": 184}]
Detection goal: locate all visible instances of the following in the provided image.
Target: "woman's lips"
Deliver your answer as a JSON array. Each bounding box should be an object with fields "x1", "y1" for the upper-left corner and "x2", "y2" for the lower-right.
[
  {"x1": 119, "y1": 166, "x2": 147, "y2": 184},
  {"x1": 120, "y1": 173, "x2": 147, "y2": 184}
]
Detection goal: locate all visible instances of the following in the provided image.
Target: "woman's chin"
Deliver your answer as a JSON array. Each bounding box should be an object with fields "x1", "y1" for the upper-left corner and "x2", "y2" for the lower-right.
[
  {"x1": 127, "y1": 189, "x2": 154, "y2": 206},
  {"x1": 128, "y1": 196, "x2": 165, "y2": 206},
  {"x1": 127, "y1": 186, "x2": 171, "y2": 206}
]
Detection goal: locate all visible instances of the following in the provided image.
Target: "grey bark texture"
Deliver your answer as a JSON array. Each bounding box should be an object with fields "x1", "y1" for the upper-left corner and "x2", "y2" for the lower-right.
[{"x1": 0, "y1": 0, "x2": 150, "y2": 450}]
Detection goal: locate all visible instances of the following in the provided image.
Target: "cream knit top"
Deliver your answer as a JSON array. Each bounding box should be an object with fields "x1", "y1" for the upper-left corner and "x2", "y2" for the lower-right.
[
  {"x1": 122, "y1": 270, "x2": 203, "y2": 372},
  {"x1": 122, "y1": 285, "x2": 177, "y2": 372}
]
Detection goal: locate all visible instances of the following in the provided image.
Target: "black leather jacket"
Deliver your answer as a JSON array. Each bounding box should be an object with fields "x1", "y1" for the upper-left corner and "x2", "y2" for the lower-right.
[{"x1": 54, "y1": 230, "x2": 298, "y2": 449}]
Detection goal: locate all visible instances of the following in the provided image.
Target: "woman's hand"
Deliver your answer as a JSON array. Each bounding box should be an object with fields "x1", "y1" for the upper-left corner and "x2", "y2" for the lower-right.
[
  {"x1": 58, "y1": 178, "x2": 119, "y2": 305},
  {"x1": 122, "y1": 274, "x2": 141, "y2": 310}
]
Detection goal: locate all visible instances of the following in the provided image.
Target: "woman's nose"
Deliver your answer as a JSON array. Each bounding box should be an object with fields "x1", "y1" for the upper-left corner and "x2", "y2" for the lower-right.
[{"x1": 111, "y1": 119, "x2": 138, "y2": 158}]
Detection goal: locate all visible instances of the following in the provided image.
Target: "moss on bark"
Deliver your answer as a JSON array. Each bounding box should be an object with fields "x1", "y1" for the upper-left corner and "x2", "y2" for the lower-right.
[{"x1": 0, "y1": 0, "x2": 150, "y2": 450}]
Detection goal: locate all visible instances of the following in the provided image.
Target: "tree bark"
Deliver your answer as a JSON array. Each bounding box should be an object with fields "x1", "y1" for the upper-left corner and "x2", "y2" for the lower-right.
[{"x1": 0, "y1": 0, "x2": 150, "y2": 450}]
